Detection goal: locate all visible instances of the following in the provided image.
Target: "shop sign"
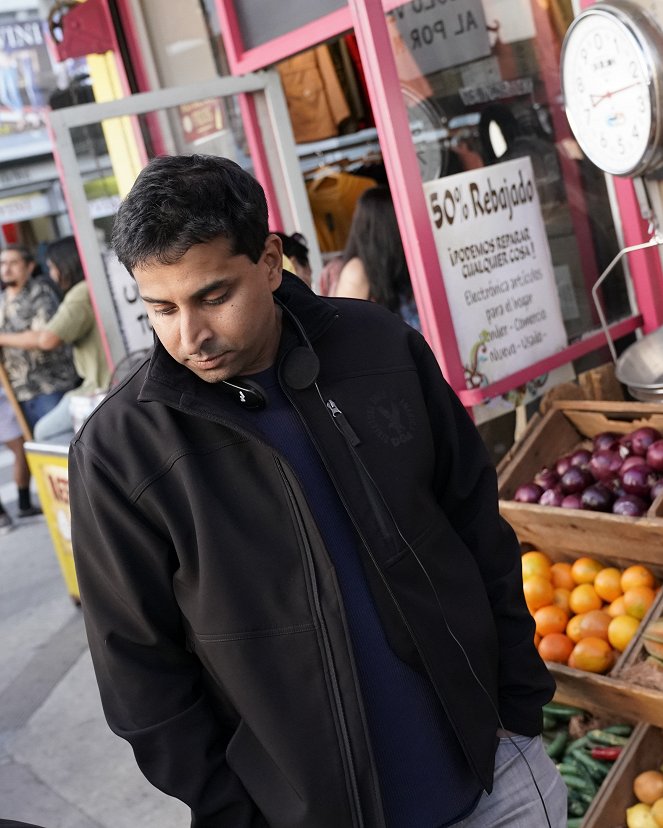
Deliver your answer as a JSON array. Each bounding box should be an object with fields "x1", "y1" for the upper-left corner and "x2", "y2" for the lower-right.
[
  {"x1": 0, "y1": 158, "x2": 55, "y2": 189},
  {"x1": 178, "y1": 98, "x2": 224, "y2": 146},
  {"x1": 0, "y1": 191, "x2": 52, "y2": 222},
  {"x1": 459, "y1": 77, "x2": 533, "y2": 106},
  {"x1": 102, "y1": 250, "x2": 153, "y2": 355},
  {"x1": 423, "y1": 156, "x2": 568, "y2": 394},
  {"x1": 393, "y1": 0, "x2": 491, "y2": 75}
]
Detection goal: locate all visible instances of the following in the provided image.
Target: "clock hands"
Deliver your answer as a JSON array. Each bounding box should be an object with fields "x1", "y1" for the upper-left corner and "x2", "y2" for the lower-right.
[{"x1": 590, "y1": 81, "x2": 643, "y2": 107}]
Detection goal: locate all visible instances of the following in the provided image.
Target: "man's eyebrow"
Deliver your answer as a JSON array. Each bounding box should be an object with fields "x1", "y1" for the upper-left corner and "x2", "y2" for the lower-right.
[{"x1": 141, "y1": 279, "x2": 229, "y2": 304}]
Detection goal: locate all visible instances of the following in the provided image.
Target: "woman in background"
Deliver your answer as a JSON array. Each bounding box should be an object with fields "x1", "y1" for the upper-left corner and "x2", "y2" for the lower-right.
[
  {"x1": 275, "y1": 231, "x2": 313, "y2": 287},
  {"x1": 334, "y1": 186, "x2": 420, "y2": 331},
  {"x1": 0, "y1": 237, "x2": 110, "y2": 444}
]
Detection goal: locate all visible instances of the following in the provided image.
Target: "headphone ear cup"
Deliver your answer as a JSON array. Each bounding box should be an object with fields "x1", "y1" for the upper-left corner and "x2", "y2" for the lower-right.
[{"x1": 282, "y1": 346, "x2": 320, "y2": 390}]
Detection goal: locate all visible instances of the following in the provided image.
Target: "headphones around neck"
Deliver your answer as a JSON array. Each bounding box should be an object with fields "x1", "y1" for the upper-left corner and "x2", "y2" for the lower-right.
[{"x1": 218, "y1": 296, "x2": 320, "y2": 410}]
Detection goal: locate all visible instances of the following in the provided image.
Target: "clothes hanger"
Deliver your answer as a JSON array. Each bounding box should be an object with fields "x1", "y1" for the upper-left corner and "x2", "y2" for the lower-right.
[{"x1": 306, "y1": 157, "x2": 352, "y2": 190}]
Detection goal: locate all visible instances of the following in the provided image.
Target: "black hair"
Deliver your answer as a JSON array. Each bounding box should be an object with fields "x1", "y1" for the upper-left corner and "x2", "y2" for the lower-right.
[
  {"x1": 46, "y1": 236, "x2": 85, "y2": 293},
  {"x1": 274, "y1": 232, "x2": 310, "y2": 271},
  {"x1": 342, "y1": 186, "x2": 412, "y2": 312},
  {"x1": 2, "y1": 243, "x2": 35, "y2": 264},
  {"x1": 111, "y1": 154, "x2": 269, "y2": 273}
]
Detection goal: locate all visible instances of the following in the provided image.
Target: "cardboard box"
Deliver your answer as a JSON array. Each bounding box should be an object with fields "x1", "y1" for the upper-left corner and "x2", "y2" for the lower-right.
[{"x1": 498, "y1": 401, "x2": 663, "y2": 562}]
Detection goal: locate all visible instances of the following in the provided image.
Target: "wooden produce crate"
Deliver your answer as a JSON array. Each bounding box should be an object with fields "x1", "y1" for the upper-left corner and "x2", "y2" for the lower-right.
[
  {"x1": 524, "y1": 545, "x2": 663, "y2": 728},
  {"x1": 499, "y1": 401, "x2": 663, "y2": 562},
  {"x1": 582, "y1": 722, "x2": 663, "y2": 828}
]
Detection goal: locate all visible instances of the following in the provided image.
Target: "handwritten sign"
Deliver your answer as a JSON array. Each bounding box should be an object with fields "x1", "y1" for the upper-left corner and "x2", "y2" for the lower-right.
[
  {"x1": 424, "y1": 156, "x2": 568, "y2": 392},
  {"x1": 393, "y1": 0, "x2": 491, "y2": 75}
]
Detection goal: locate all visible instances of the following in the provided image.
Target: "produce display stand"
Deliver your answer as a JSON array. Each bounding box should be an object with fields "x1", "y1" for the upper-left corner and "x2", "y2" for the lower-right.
[
  {"x1": 581, "y1": 722, "x2": 663, "y2": 827},
  {"x1": 498, "y1": 400, "x2": 663, "y2": 561},
  {"x1": 497, "y1": 400, "x2": 663, "y2": 824}
]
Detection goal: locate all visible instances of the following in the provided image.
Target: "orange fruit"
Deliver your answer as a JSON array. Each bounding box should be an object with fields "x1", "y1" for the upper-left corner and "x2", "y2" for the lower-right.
[
  {"x1": 571, "y1": 556, "x2": 603, "y2": 585},
  {"x1": 550, "y1": 562, "x2": 576, "y2": 590},
  {"x1": 607, "y1": 614, "x2": 640, "y2": 652},
  {"x1": 523, "y1": 576, "x2": 555, "y2": 613},
  {"x1": 534, "y1": 604, "x2": 569, "y2": 637},
  {"x1": 607, "y1": 595, "x2": 627, "y2": 617},
  {"x1": 552, "y1": 587, "x2": 571, "y2": 614},
  {"x1": 633, "y1": 770, "x2": 663, "y2": 805},
  {"x1": 534, "y1": 632, "x2": 541, "y2": 648},
  {"x1": 568, "y1": 637, "x2": 614, "y2": 673},
  {"x1": 522, "y1": 551, "x2": 552, "y2": 581},
  {"x1": 578, "y1": 609, "x2": 612, "y2": 641},
  {"x1": 538, "y1": 633, "x2": 574, "y2": 664},
  {"x1": 569, "y1": 583, "x2": 603, "y2": 614},
  {"x1": 621, "y1": 564, "x2": 657, "y2": 592},
  {"x1": 594, "y1": 567, "x2": 623, "y2": 603},
  {"x1": 566, "y1": 613, "x2": 586, "y2": 643},
  {"x1": 623, "y1": 586, "x2": 656, "y2": 620}
]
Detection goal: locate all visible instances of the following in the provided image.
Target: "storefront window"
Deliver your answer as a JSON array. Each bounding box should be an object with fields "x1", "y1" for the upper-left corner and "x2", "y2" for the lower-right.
[
  {"x1": 135, "y1": 0, "x2": 249, "y2": 161},
  {"x1": 385, "y1": 0, "x2": 630, "y2": 344}
]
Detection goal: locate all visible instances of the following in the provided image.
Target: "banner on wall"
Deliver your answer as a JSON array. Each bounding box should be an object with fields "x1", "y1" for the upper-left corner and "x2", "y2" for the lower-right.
[{"x1": 423, "y1": 156, "x2": 571, "y2": 420}]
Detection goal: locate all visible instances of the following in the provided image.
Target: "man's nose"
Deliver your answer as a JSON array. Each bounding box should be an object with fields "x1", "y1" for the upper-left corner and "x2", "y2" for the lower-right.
[{"x1": 180, "y1": 310, "x2": 210, "y2": 354}]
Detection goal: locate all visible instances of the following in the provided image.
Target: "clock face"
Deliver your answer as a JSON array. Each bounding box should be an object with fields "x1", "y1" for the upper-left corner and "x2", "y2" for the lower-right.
[{"x1": 561, "y1": 8, "x2": 656, "y2": 176}]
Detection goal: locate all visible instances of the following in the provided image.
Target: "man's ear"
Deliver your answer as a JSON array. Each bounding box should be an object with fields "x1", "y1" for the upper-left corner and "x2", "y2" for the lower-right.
[{"x1": 263, "y1": 234, "x2": 283, "y2": 288}]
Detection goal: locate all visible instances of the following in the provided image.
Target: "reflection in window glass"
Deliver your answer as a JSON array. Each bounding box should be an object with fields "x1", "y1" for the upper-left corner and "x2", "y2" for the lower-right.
[{"x1": 388, "y1": 0, "x2": 630, "y2": 342}]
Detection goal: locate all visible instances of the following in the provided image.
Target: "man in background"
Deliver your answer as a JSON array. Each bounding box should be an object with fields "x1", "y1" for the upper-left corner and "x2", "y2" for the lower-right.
[{"x1": 0, "y1": 244, "x2": 79, "y2": 434}]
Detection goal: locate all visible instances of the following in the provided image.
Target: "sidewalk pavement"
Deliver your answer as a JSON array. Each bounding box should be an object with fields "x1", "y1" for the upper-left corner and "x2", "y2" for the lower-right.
[{"x1": 0, "y1": 513, "x2": 189, "y2": 828}]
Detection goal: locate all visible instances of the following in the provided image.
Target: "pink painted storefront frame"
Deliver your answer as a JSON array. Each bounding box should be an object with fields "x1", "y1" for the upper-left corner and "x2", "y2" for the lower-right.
[{"x1": 214, "y1": 0, "x2": 663, "y2": 407}]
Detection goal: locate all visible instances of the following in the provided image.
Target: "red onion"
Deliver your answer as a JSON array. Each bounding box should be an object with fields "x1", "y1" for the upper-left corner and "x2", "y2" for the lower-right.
[
  {"x1": 621, "y1": 464, "x2": 656, "y2": 498},
  {"x1": 646, "y1": 439, "x2": 663, "y2": 472},
  {"x1": 593, "y1": 431, "x2": 620, "y2": 452},
  {"x1": 621, "y1": 426, "x2": 662, "y2": 457},
  {"x1": 569, "y1": 448, "x2": 592, "y2": 468},
  {"x1": 561, "y1": 493, "x2": 583, "y2": 509},
  {"x1": 604, "y1": 477, "x2": 626, "y2": 497},
  {"x1": 613, "y1": 494, "x2": 648, "y2": 516},
  {"x1": 581, "y1": 483, "x2": 614, "y2": 511},
  {"x1": 560, "y1": 466, "x2": 594, "y2": 494},
  {"x1": 514, "y1": 483, "x2": 543, "y2": 503},
  {"x1": 556, "y1": 455, "x2": 573, "y2": 476},
  {"x1": 539, "y1": 487, "x2": 564, "y2": 507},
  {"x1": 620, "y1": 454, "x2": 648, "y2": 473},
  {"x1": 589, "y1": 449, "x2": 623, "y2": 481},
  {"x1": 533, "y1": 467, "x2": 560, "y2": 491}
]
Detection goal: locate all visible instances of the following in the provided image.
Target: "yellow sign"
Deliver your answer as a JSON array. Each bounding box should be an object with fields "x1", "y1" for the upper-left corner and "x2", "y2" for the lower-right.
[{"x1": 25, "y1": 444, "x2": 79, "y2": 603}]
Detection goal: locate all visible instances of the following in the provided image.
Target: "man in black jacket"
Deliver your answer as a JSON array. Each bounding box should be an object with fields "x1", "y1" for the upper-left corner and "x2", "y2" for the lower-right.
[{"x1": 69, "y1": 154, "x2": 566, "y2": 827}]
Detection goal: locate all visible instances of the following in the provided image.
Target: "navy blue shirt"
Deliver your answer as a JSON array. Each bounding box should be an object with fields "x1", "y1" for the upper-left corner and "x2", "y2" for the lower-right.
[{"x1": 239, "y1": 366, "x2": 481, "y2": 827}]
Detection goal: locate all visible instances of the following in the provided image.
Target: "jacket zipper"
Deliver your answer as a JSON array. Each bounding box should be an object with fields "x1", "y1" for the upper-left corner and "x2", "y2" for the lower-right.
[
  {"x1": 275, "y1": 457, "x2": 365, "y2": 828},
  {"x1": 326, "y1": 400, "x2": 392, "y2": 539},
  {"x1": 321, "y1": 398, "x2": 485, "y2": 784}
]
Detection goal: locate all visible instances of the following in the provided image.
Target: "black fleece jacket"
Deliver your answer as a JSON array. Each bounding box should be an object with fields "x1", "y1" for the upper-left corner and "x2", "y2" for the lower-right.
[{"x1": 69, "y1": 273, "x2": 554, "y2": 828}]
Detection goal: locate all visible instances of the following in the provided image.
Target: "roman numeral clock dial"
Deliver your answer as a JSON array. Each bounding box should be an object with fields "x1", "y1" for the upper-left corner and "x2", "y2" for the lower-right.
[{"x1": 561, "y1": 0, "x2": 663, "y2": 177}]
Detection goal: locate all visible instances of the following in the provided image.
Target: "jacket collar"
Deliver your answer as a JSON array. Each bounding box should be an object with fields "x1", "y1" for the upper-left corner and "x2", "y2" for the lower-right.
[{"x1": 138, "y1": 271, "x2": 338, "y2": 406}]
